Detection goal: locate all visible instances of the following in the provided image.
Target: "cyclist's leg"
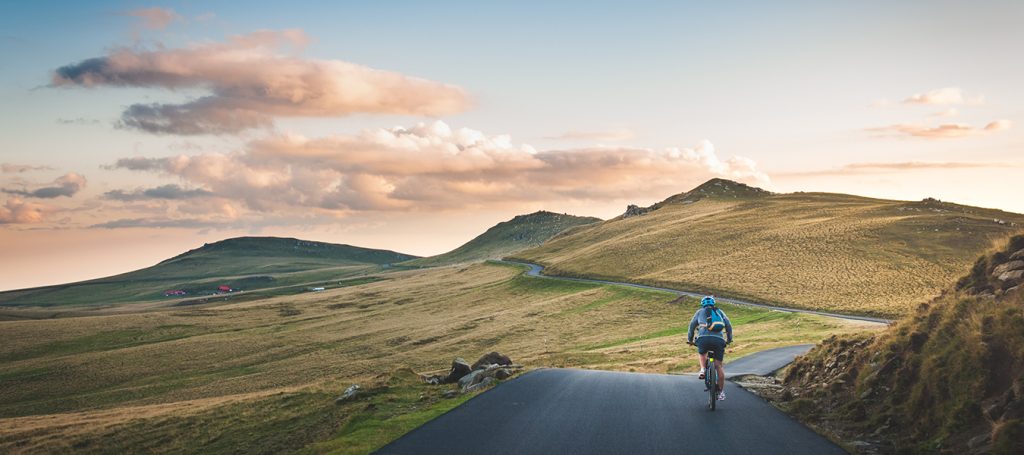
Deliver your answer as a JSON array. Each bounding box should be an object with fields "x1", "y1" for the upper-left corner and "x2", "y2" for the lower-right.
[
  {"x1": 716, "y1": 358, "x2": 725, "y2": 391},
  {"x1": 695, "y1": 338, "x2": 709, "y2": 376},
  {"x1": 712, "y1": 338, "x2": 726, "y2": 391}
]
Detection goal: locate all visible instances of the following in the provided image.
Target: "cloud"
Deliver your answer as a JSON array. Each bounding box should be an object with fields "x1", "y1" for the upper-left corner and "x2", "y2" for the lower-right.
[
  {"x1": 90, "y1": 217, "x2": 219, "y2": 229},
  {"x1": 902, "y1": 87, "x2": 982, "y2": 105},
  {"x1": 56, "y1": 117, "x2": 101, "y2": 125},
  {"x1": 843, "y1": 161, "x2": 1009, "y2": 171},
  {"x1": 1, "y1": 163, "x2": 54, "y2": 173},
  {"x1": 104, "y1": 157, "x2": 167, "y2": 171},
  {"x1": 51, "y1": 30, "x2": 471, "y2": 135},
  {"x1": 867, "y1": 119, "x2": 1011, "y2": 139},
  {"x1": 0, "y1": 198, "x2": 48, "y2": 224},
  {"x1": 2, "y1": 173, "x2": 87, "y2": 198},
  {"x1": 984, "y1": 119, "x2": 1012, "y2": 131},
  {"x1": 108, "y1": 121, "x2": 767, "y2": 216},
  {"x1": 930, "y1": 108, "x2": 958, "y2": 118},
  {"x1": 123, "y1": 7, "x2": 181, "y2": 30},
  {"x1": 775, "y1": 161, "x2": 1015, "y2": 178},
  {"x1": 104, "y1": 184, "x2": 214, "y2": 201},
  {"x1": 546, "y1": 128, "x2": 635, "y2": 142}
]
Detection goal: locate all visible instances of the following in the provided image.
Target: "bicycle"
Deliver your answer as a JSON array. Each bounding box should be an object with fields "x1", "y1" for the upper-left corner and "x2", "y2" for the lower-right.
[
  {"x1": 688, "y1": 341, "x2": 720, "y2": 411},
  {"x1": 705, "y1": 356, "x2": 719, "y2": 410}
]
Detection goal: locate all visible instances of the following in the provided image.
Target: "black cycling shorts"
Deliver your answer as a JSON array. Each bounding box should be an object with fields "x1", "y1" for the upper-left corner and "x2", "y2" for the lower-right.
[{"x1": 696, "y1": 337, "x2": 726, "y2": 362}]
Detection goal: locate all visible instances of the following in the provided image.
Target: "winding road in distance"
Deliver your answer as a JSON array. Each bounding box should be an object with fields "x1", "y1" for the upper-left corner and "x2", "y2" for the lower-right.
[
  {"x1": 504, "y1": 260, "x2": 891, "y2": 325},
  {"x1": 378, "y1": 345, "x2": 842, "y2": 455}
]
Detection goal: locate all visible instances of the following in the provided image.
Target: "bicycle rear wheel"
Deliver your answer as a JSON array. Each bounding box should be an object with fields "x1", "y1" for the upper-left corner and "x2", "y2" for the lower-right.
[{"x1": 707, "y1": 361, "x2": 717, "y2": 411}]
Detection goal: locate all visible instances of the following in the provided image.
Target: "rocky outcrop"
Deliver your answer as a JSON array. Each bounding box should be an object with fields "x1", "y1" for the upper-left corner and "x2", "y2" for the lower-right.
[
  {"x1": 957, "y1": 236, "x2": 1024, "y2": 294},
  {"x1": 424, "y1": 352, "x2": 522, "y2": 393},
  {"x1": 622, "y1": 204, "x2": 650, "y2": 218},
  {"x1": 471, "y1": 352, "x2": 512, "y2": 370},
  {"x1": 994, "y1": 260, "x2": 1024, "y2": 277},
  {"x1": 423, "y1": 358, "x2": 473, "y2": 385},
  {"x1": 458, "y1": 363, "x2": 522, "y2": 392}
]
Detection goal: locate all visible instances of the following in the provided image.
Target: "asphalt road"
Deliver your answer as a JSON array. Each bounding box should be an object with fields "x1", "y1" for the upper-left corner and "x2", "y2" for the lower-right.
[
  {"x1": 505, "y1": 260, "x2": 890, "y2": 324},
  {"x1": 723, "y1": 344, "x2": 814, "y2": 378},
  {"x1": 377, "y1": 364, "x2": 844, "y2": 454}
]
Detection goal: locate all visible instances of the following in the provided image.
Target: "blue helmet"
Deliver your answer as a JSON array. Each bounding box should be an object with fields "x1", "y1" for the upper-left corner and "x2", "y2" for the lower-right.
[{"x1": 701, "y1": 296, "x2": 716, "y2": 307}]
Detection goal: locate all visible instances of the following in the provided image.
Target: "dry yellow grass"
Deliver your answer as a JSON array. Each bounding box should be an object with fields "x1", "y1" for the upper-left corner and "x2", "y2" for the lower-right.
[
  {"x1": 0, "y1": 262, "x2": 880, "y2": 453},
  {"x1": 513, "y1": 192, "x2": 1024, "y2": 317}
]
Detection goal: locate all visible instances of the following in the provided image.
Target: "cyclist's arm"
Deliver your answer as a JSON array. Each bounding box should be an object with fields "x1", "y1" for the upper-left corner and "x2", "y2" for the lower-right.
[
  {"x1": 723, "y1": 311, "x2": 733, "y2": 343},
  {"x1": 687, "y1": 311, "x2": 698, "y2": 343}
]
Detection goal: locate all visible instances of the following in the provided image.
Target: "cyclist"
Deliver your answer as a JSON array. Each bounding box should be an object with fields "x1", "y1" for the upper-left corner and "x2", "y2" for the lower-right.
[{"x1": 687, "y1": 295, "x2": 733, "y2": 401}]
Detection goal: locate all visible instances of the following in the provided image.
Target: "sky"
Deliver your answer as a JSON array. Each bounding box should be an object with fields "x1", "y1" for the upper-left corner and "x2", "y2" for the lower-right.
[{"x1": 2, "y1": 1, "x2": 1023, "y2": 290}]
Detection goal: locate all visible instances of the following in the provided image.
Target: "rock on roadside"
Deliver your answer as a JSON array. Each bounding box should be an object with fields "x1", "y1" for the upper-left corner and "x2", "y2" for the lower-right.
[
  {"x1": 471, "y1": 352, "x2": 512, "y2": 371},
  {"x1": 335, "y1": 384, "x2": 361, "y2": 404}
]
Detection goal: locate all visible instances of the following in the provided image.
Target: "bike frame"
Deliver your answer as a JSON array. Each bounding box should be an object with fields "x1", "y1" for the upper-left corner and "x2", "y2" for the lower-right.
[{"x1": 706, "y1": 357, "x2": 719, "y2": 411}]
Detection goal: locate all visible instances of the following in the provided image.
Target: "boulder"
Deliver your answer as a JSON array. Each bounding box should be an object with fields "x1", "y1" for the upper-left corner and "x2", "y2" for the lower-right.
[
  {"x1": 998, "y1": 270, "x2": 1024, "y2": 283},
  {"x1": 993, "y1": 260, "x2": 1024, "y2": 276},
  {"x1": 444, "y1": 358, "x2": 472, "y2": 384},
  {"x1": 1011, "y1": 249, "x2": 1024, "y2": 260},
  {"x1": 335, "y1": 384, "x2": 361, "y2": 404},
  {"x1": 622, "y1": 204, "x2": 649, "y2": 218},
  {"x1": 464, "y1": 376, "x2": 497, "y2": 393},
  {"x1": 458, "y1": 369, "x2": 485, "y2": 389},
  {"x1": 967, "y1": 433, "x2": 991, "y2": 451},
  {"x1": 471, "y1": 352, "x2": 512, "y2": 371}
]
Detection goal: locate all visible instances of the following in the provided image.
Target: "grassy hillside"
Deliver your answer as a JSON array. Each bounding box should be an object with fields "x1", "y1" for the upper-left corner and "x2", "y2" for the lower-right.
[
  {"x1": 0, "y1": 237, "x2": 417, "y2": 308},
  {"x1": 0, "y1": 262, "x2": 880, "y2": 453},
  {"x1": 403, "y1": 211, "x2": 600, "y2": 267},
  {"x1": 512, "y1": 179, "x2": 1024, "y2": 317},
  {"x1": 776, "y1": 236, "x2": 1024, "y2": 453}
]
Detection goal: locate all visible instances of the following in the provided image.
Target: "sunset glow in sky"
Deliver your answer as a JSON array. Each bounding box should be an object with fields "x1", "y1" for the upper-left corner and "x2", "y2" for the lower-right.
[{"x1": 2, "y1": 1, "x2": 1023, "y2": 290}]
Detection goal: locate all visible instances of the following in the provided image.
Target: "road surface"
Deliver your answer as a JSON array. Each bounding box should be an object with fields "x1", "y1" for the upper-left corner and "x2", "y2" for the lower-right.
[
  {"x1": 723, "y1": 344, "x2": 814, "y2": 378},
  {"x1": 504, "y1": 260, "x2": 890, "y2": 324},
  {"x1": 378, "y1": 350, "x2": 843, "y2": 454}
]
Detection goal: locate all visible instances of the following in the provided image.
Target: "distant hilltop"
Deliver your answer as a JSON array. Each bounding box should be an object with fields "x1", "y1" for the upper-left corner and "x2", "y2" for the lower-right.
[{"x1": 402, "y1": 211, "x2": 601, "y2": 267}]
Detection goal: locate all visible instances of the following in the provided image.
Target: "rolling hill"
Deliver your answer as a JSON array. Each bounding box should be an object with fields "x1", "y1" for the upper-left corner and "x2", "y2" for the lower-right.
[
  {"x1": 0, "y1": 237, "x2": 417, "y2": 308},
  {"x1": 511, "y1": 178, "x2": 1024, "y2": 317},
  {"x1": 402, "y1": 210, "x2": 601, "y2": 267}
]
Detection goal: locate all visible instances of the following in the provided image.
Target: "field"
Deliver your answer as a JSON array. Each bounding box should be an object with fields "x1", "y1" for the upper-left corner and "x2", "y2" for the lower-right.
[
  {"x1": 0, "y1": 262, "x2": 880, "y2": 454},
  {"x1": 512, "y1": 186, "x2": 1024, "y2": 317}
]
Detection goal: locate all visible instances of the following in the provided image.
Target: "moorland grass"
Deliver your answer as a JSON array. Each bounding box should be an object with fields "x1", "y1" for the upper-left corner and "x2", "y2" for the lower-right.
[
  {"x1": 0, "y1": 262, "x2": 882, "y2": 453},
  {"x1": 402, "y1": 211, "x2": 600, "y2": 267},
  {"x1": 513, "y1": 192, "x2": 1024, "y2": 317}
]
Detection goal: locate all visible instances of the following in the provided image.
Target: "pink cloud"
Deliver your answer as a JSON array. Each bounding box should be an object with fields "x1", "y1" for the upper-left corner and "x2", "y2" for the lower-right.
[
  {"x1": 0, "y1": 198, "x2": 48, "y2": 224},
  {"x1": 51, "y1": 30, "x2": 471, "y2": 135},
  {"x1": 124, "y1": 7, "x2": 182, "y2": 30},
  {"x1": 108, "y1": 121, "x2": 768, "y2": 215},
  {"x1": 1, "y1": 163, "x2": 54, "y2": 173},
  {"x1": 984, "y1": 119, "x2": 1012, "y2": 131},
  {"x1": 545, "y1": 128, "x2": 635, "y2": 142},
  {"x1": 775, "y1": 161, "x2": 1016, "y2": 178},
  {"x1": 909, "y1": 87, "x2": 970, "y2": 105},
  {"x1": 867, "y1": 119, "x2": 1012, "y2": 139}
]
